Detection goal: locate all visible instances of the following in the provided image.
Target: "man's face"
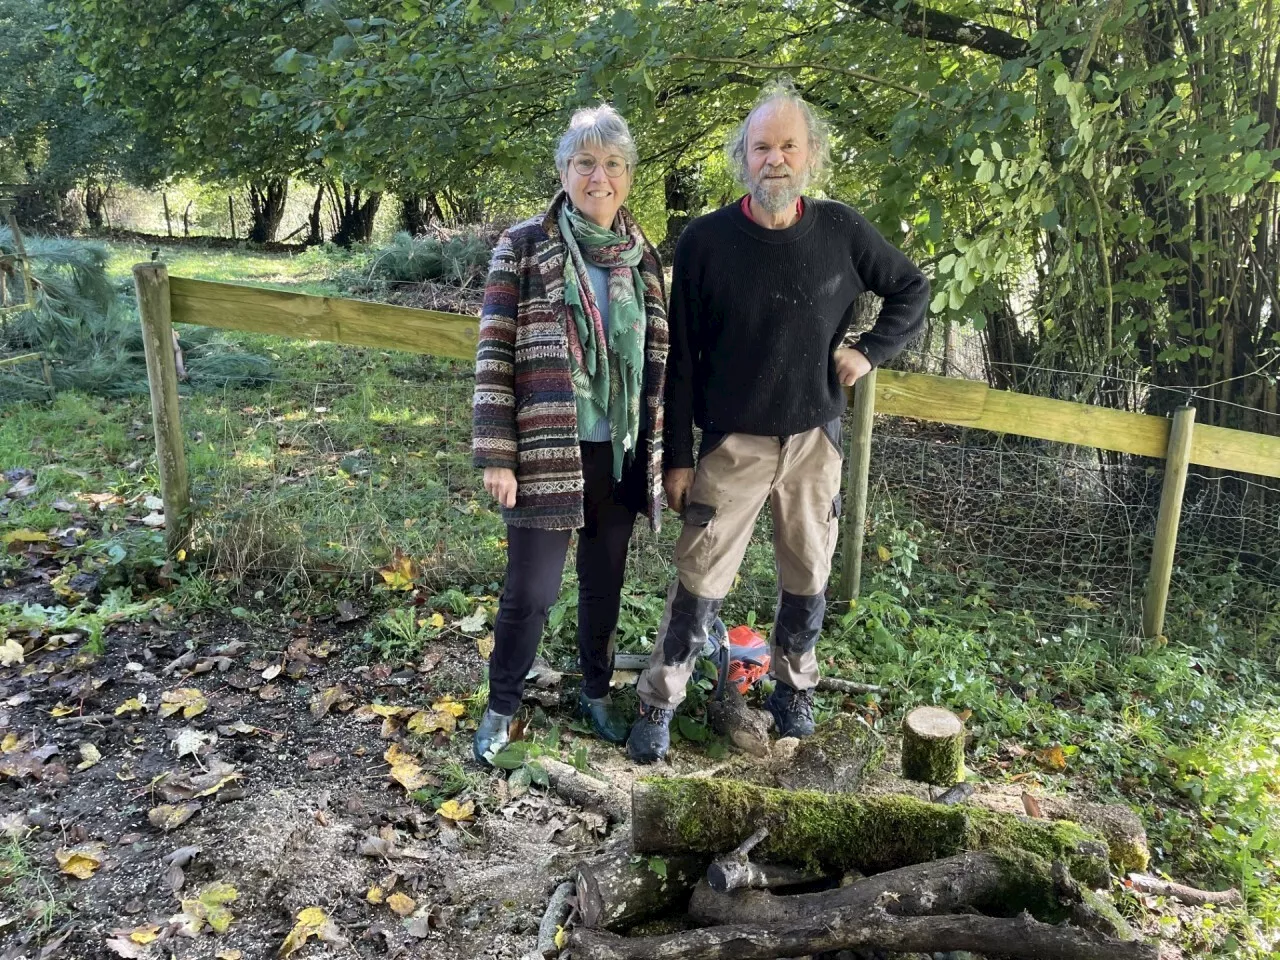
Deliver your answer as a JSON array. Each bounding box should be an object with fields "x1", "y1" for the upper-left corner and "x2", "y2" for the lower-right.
[{"x1": 745, "y1": 101, "x2": 811, "y2": 215}]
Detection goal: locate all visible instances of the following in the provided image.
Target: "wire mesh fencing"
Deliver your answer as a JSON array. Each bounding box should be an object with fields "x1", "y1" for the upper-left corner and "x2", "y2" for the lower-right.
[{"x1": 174, "y1": 339, "x2": 1279, "y2": 652}]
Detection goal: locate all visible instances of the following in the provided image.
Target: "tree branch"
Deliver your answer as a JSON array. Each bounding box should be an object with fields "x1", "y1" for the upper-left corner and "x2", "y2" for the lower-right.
[
  {"x1": 836, "y1": 0, "x2": 1031, "y2": 61},
  {"x1": 667, "y1": 54, "x2": 943, "y2": 106}
]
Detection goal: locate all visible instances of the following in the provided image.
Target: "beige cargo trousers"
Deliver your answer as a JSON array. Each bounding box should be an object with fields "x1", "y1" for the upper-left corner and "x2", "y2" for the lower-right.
[{"x1": 637, "y1": 420, "x2": 843, "y2": 709}]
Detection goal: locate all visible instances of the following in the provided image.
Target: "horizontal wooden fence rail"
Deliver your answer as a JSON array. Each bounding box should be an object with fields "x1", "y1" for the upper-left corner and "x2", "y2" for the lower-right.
[{"x1": 141, "y1": 271, "x2": 1280, "y2": 639}]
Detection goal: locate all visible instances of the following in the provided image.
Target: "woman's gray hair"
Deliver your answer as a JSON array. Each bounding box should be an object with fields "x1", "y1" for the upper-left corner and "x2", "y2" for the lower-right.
[
  {"x1": 727, "y1": 79, "x2": 832, "y2": 187},
  {"x1": 555, "y1": 105, "x2": 640, "y2": 173}
]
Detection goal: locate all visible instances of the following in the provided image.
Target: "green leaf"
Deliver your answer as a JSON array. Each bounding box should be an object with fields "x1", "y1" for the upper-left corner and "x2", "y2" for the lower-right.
[
  {"x1": 528, "y1": 760, "x2": 549, "y2": 787},
  {"x1": 508, "y1": 765, "x2": 532, "y2": 797},
  {"x1": 490, "y1": 745, "x2": 528, "y2": 770},
  {"x1": 272, "y1": 48, "x2": 300, "y2": 74},
  {"x1": 676, "y1": 716, "x2": 709, "y2": 743},
  {"x1": 648, "y1": 856, "x2": 668, "y2": 880}
]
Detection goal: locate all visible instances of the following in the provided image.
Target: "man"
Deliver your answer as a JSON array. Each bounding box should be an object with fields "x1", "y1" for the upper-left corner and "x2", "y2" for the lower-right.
[{"x1": 626, "y1": 82, "x2": 929, "y2": 764}]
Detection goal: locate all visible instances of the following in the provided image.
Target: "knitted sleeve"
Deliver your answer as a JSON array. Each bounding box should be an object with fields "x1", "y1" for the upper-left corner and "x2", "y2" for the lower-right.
[{"x1": 472, "y1": 230, "x2": 520, "y2": 470}]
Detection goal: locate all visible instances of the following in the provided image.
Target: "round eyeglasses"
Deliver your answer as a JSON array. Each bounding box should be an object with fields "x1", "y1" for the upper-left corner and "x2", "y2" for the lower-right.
[{"x1": 571, "y1": 154, "x2": 630, "y2": 177}]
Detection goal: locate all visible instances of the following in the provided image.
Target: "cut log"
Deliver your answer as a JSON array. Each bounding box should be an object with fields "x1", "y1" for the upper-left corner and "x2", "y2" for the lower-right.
[
  {"x1": 631, "y1": 778, "x2": 1111, "y2": 888},
  {"x1": 1126, "y1": 872, "x2": 1243, "y2": 907},
  {"x1": 935, "y1": 782, "x2": 975, "y2": 805},
  {"x1": 539, "y1": 757, "x2": 629, "y2": 824},
  {"x1": 690, "y1": 849, "x2": 1082, "y2": 926},
  {"x1": 1036, "y1": 797, "x2": 1148, "y2": 873},
  {"x1": 776, "y1": 714, "x2": 884, "y2": 792},
  {"x1": 575, "y1": 849, "x2": 708, "y2": 930},
  {"x1": 522, "y1": 880, "x2": 575, "y2": 960},
  {"x1": 571, "y1": 905, "x2": 1160, "y2": 960},
  {"x1": 706, "y1": 685, "x2": 770, "y2": 757},
  {"x1": 704, "y1": 827, "x2": 827, "y2": 893},
  {"x1": 901, "y1": 706, "x2": 966, "y2": 785}
]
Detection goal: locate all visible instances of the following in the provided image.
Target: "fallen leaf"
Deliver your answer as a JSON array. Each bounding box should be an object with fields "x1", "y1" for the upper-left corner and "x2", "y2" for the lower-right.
[
  {"x1": 217, "y1": 952, "x2": 242, "y2": 960},
  {"x1": 127, "y1": 924, "x2": 161, "y2": 945},
  {"x1": 309, "y1": 684, "x2": 348, "y2": 719},
  {"x1": 0, "y1": 811, "x2": 28, "y2": 839},
  {"x1": 104, "y1": 936, "x2": 147, "y2": 958},
  {"x1": 306, "y1": 750, "x2": 341, "y2": 769},
  {"x1": 427, "y1": 612, "x2": 445, "y2": 629},
  {"x1": 1, "y1": 733, "x2": 25, "y2": 753},
  {"x1": 387, "y1": 892, "x2": 416, "y2": 917},
  {"x1": 384, "y1": 743, "x2": 430, "y2": 792},
  {"x1": 1022, "y1": 792, "x2": 1045, "y2": 818},
  {"x1": 173, "y1": 727, "x2": 217, "y2": 759},
  {"x1": 377, "y1": 553, "x2": 418, "y2": 591},
  {"x1": 366, "y1": 885, "x2": 385, "y2": 904},
  {"x1": 1033, "y1": 745, "x2": 1068, "y2": 771},
  {"x1": 458, "y1": 607, "x2": 487, "y2": 634},
  {"x1": 258, "y1": 684, "x2": 282, "y2": 701},
  {"x1": 555, "y1": 926, "x2": 568, "y2": 949},
  {"x1": 141, "y1": 512, "x2": 166, "y2": 528},
  {"x1": 476, "y1": 634, "x2": 495, "y2": 660},
  {"x1": 77, "y1": 743, "x2": 102, "y2": 771},
  {"x1": 160, "y1": 769, "x2": 242, "y2": 801},
  {"x1": 178, "y1": 881, "x2": 238, "y2": 934},
  {"x1": 149, "y1": 802, "x2": 202, "y2": 830},
  {"x1": 0, "y1": 637, "x2": 24, "y2": 667},
  {"x1": 159, "y1": 688, "x2": 208, "y2": 720},
  {"x1": 1, "y1": 528, "x2": 48, "y2": 546},
  {"x1": 279, "y1": 906, "x2": 342, "y2": 956},
  {"x1": 355, "y1": 704, "x2": 413, "y2": 721},
  {"x1": 115, "y1": 697, "x2": 146, "y2": 716},
  {"x1": 432, "y1": 696, "x2": 465, "y2": 718},
  {"x1": 50, "y1": 702, "x2": 77, "y2": 718},
  {"x1": 143, "y1": 495, "x2": 165, "y2": 511},
  {"x1": 55, "y1": 842, "x2": 105, "y2": 878},
  {"x1": 436, "y1": 799, "x2": 474, "y2": 823},
  {"x1": 261, "y1": 664, "x2": 282, "y2": 681},
  {"x1": 418, "y1": 649, "x2": 443, "y2": 673}
]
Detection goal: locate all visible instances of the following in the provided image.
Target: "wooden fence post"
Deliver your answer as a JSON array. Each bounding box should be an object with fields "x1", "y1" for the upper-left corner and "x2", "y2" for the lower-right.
[
  {"x1": 1142, "y1": 405, "x2": 1196, "y2": 639},
  {"x1": 837, "y1": 368, "x2": 878, "y2": 604},
  {"x1": 133, "y1": 262, "x2": 192, "y2": 555}
]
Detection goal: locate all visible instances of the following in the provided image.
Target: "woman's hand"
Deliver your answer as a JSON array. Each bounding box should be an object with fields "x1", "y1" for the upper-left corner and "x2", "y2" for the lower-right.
[{"x1": 484, "y1": 467, "x2": 518, "y2": 509}]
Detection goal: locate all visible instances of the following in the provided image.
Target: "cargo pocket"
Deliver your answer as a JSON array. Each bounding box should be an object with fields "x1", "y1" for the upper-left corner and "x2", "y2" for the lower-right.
[{"x1": 675, "y1": 500, "x2": 718, "y2": 576}]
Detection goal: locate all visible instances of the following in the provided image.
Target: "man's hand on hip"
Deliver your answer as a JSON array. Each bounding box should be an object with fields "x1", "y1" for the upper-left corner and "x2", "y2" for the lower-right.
[
  {"x1": 664, "y1": 468, "x2": 695, "y2": 515},
  {"x1": 834, "y1": 347, "x2": 873, "y2": 387}
]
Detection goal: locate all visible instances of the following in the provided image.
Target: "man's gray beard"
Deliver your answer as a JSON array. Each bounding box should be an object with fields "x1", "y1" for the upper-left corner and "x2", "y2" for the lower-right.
[{"x1": 750, "y1": 172, "x2": 809, "y2": 215}]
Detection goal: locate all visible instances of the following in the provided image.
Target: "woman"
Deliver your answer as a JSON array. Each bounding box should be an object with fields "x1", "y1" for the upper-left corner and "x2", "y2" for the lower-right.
[{"x1": 471, "y1": 105, "x2": 668, "y2": 764}]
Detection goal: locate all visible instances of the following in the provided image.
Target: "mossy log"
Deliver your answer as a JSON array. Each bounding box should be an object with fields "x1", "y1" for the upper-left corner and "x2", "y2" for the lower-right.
[
  {"x1": 776, "y1": 715, "x2": 885, "y2": 793},
  {"x1": 575, "y1": 849, "x2": 708, "y2": 930},
  {"x1": 1037, "y1": 797, "x2": 1149, "y2": 873},
  {"x1": 631, "y1": 778, "x2": 1111, "y2": 888},
  {"x1": 690, "y1": 850, "x2": 1081, "y2": 927},
  {"x1": 901, "y1": 706, "x2": 966, "y2": 785}
]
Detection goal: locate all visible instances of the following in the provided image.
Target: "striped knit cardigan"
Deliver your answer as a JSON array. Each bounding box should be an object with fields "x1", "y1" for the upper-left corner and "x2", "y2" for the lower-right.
[{"x1": 472, "y1": 191, "x2": 669, "y2": 531}]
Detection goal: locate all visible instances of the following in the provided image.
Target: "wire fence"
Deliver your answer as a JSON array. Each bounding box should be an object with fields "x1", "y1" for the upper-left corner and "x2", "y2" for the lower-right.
[{"x1": 177, "y1": 339, "x2": 1280, "y2": 654}]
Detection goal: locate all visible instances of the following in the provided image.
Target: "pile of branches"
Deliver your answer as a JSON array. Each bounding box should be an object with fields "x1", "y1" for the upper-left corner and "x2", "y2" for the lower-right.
[{"x1": 0, "y1": 228, "x2": 270, "y2": 402}]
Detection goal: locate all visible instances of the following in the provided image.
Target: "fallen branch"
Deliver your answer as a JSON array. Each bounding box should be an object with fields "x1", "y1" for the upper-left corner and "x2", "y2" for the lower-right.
[
  {"x1": 571, "y1": 904, "x2": 1159, "y2": 960},
  {"x1": 523, "y1": 880, "x2": 575, "y2": 960},
  {"x1": 815, "y1": 676, "x2": 883, "y2": 696},
  {"x1": 691, "y1": 850, "x2": 1080, "y2": 926},
  {"x1": 539, "y1": 757, "x2": 629, "y2": 824},
  {"x1": 1127, "y1": 873, "x2": 1243, "y2": 907}
]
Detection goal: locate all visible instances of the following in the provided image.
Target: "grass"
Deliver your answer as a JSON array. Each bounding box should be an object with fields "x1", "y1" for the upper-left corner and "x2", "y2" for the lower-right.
[
  {"x1": 0, "y1": 834, "x2": 64, "y2": 936},
  {"x1": 2, "y1": 241, "x2": 1278, "y2": 957},
  {"x1": 102, "y1": 238, "x2": 357, "y2": 296}
]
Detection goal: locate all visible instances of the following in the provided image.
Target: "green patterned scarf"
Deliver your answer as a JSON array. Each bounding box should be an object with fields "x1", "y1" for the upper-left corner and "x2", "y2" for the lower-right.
[{"x1": 559, "y1": 201, "x2": 648, "y2": 480}]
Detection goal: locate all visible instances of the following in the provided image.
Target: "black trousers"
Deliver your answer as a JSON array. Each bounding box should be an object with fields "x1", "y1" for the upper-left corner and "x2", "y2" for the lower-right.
[{"x1": 486, "y1": 440, "x2": 646, "y2": 716}]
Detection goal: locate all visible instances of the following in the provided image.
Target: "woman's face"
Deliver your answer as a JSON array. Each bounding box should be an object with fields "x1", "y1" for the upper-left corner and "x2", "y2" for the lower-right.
[{"x1": 561, "y1": 145, "x2": 632, "y2": 229}]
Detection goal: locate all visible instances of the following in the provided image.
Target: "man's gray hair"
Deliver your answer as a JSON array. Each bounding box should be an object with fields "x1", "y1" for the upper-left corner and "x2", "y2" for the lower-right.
[
  {"x1": 727, "y1": 79, "x2": 832, "y2": 187},
  {"x1": 555, "y1": 105, "x2": 639, "y2": 173}
]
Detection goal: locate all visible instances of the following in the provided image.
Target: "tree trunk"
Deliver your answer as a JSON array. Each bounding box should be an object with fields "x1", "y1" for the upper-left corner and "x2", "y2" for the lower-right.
[
  {"x1": 247, "y1": 177, "x2": 289, "y2": 244},
  {"x1": 630, "y1": 779, "x2": 1111, "y2": 888},
  {"x1": 83, "y1": 180, "x2": 106, "y2": 230},
  {"x1": 329, "y1": 182, "x2": 383, "y2": 247},
  {"x1": 400, "y1": 192, "x2": 444, "y2": 235},
  {"x1": 661, "y1": 166, "x2": 700, "y2": 258},
  {"x1": 575, "y1": 850, "x2": 708, "y2": 930},
  {"x1": 305, "y1": 184, "x2": 325, "y2": 246}
]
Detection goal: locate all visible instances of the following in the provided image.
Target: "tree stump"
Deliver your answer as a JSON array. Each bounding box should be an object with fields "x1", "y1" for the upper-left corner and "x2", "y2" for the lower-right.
[
  {"x1": 901, "y1": 706, "x2": 966, "y2": 785},
  {"x1": 776, "y1": 715, "x2": 885, "y2": 793}
]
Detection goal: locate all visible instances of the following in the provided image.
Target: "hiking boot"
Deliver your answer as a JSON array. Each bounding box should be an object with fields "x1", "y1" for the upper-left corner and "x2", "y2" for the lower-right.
[
  {"x1": 473, "y1": 708, "x2": 513, "y2": 765},
  {"x1": 627, "y1": 701, "x2": 674, "y2": 764},
  {"x1": 766, "y1": 682, "x2": 816, "y2": 738},
  {"x1": 576, "y1": 692, "x2": 629, "y2": 745}
]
